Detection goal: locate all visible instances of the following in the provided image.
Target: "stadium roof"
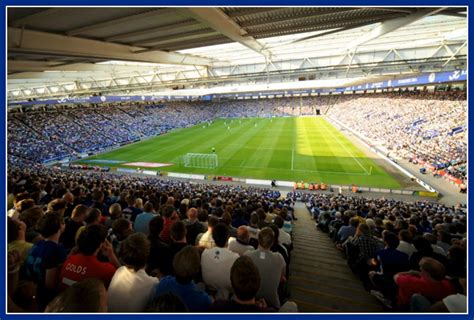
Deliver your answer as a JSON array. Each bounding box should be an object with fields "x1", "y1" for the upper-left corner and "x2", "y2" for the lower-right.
[{"x1": 8, "y1": 7, "x2": 467, "y2": 100}]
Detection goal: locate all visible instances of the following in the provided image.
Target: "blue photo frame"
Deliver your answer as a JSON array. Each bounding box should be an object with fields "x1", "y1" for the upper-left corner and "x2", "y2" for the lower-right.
[{"x1": 1, "y1": 2, "x2": 471, "y2": 320}]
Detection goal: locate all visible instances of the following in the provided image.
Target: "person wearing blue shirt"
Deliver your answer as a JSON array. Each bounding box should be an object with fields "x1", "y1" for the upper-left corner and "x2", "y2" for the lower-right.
[
  {"x1": 149, "y1": 245, "x2": 212, "y2": 312},
  {"x1": 134, "y1": 202, "x2": 156, "y2": 235},
  {"x1": 369, "y1": 231, "x2": 410, "y2": 305},
  {"x1": 336, "y1": 217, "x2": 359, "y2": 244},
  {"x1": 25, "y1": 212, "x2": 67, "y2": 310}
]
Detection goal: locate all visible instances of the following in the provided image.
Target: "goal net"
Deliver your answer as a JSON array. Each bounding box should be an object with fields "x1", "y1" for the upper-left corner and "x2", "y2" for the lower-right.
[{"x1": 182, "y1": 153, "x2": 218, "y2": 169}]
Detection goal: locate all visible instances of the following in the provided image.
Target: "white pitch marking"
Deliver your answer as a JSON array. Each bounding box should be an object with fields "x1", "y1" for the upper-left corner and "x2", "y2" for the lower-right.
[
  {"x1": 324, "y1": 122, "x2": 370, "y2": 175},
  {"x1": 291, "y1": 148, "x2": 295, "y2": 170}
]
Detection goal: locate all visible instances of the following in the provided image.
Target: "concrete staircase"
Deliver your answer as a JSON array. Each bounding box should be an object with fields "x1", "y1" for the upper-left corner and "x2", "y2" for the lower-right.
[{"x1": 288, "y1": 202, "x2": 383, "y2": 312}]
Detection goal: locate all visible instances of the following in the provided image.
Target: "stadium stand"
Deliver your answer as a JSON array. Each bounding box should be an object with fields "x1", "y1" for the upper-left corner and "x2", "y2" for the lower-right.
[
  {"x1": 296, "y1": 191, "x2": 466, "y2": 311},
  {"x1": 327, "y1": 91, "x2": 467, "y2": 183},
  {"x1": 6, "y1": 6, "x2": 467, "y2": 314},
  {"x1": 8, "y1": 91, "x2": 466, "y2": 189},
  {"x1": 7, "y1": 161, "x2": 466, "y2": 312}
]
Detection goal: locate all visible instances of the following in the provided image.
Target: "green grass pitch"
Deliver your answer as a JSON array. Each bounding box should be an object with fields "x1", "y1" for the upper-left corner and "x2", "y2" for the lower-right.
[{"x1": 78, "y1": 117, "x2": 402, "y2": 188}]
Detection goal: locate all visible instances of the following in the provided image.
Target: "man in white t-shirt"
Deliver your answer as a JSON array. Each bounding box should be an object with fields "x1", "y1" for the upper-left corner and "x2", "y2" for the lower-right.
[
  {"x1": 228, "y1": 226, "x2": 254, "y2": 256},
  {"x1": 108, "y1": 233, "x2": 159, "y2": 312},
  {"x1": 246, "y1": 213, "x2": 260, "y2": 242},
  {"x1": 201, "y1": 223, "x2": 239, "y2": 299}
]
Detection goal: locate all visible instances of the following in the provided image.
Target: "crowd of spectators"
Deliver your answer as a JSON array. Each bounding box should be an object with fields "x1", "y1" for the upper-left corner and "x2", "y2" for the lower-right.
[
  {"x1": 8, "y1": 103, "x2": 217, "y2": 163},
  {"x1": 296, "y1": 191, "x2": 466, "y2": 312},
  {"x1": 7, "y1": 166, "x2": 297, "y2": 313},
  {"x1": 327, "y1": 91, "x2": 467, "y2": 181},
  {"x1": 8, "y1": 116, "x2": 73, "y2": 163},
  {"x1": 9, "y1": 91, "x2": 466, "y2": 183}
]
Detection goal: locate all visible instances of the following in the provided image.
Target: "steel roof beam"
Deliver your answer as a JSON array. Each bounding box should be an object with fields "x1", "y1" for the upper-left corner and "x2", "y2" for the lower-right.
[
  {"x1": 162, "y1": 37, "x2": 232, "y2": 51},
  {"x1": 66, "y1": 8, "x2": 176, "y2": 36},
  {"x1": 182, "y1": 8, "x2": 272, "y2": 59},
  {"x1": 10, "y1": 8, "x2": 65, "y2": 27},
  {"x1": 133, "y1": 29, "x2": 219, "y2": 47},
  {"x1": 8, "y1": 60, "x2": 163, "y2": 74},
  {"x1": 105, "y1": 20, "x2": 199, "y2": 42},
  {"x1": 344, "y1": 8, "x2": 447, "y2": 51},
  {"x1": 9, "y1": 27, "x2": 216, "y2": 66}
]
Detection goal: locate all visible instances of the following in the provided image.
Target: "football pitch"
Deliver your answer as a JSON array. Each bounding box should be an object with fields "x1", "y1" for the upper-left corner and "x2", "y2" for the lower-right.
[{"x1": 79, "y1": 117, "x2": 402, "y2": 188}]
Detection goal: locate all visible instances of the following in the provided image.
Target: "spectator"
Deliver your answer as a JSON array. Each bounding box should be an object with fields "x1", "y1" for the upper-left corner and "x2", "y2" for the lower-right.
[
  {"x1": 8, "y1": 193, "x2": 33, "y2": 219},
  {"x1": 183, "y1": 208, "x2": 205, "y2": 245},
  {"x1": 409, "y1": 237, "x2": 448, "y2": 271},
  {"x1": 278, "y1": 209, "x2": 293, "y2": 235},
  {"x1": 231, "y1": 208, "x2": 248, "y2": 228},
  {"x1": 108, "y1": 233, "x2": 159, "y2": 312},
  {"x1": 197, "y1": 209, "x2": 209, "y2": 229},
  {"x1": 147, "y1": 216, "x2": 170, "y2": 277},
  {"x1": 108, "y1": 218, "x2": 133, "y2": 256},
  {"x1": 134, "y1": 201, "x2": 156, "y2": 235},
  {"x1": 122, "y1": 195, "x2": 142, "y2": 222},
  {"x1": 8, "y1": 217, "x2": 33, "y2": 264},
  {"x1": 59, "y1": 204, "x2": 87, "y2": 251},
  {"x1": 423, "y1": 233, "x2": 447, "y2": 256},
  {"x1": 147, "y1": 293, "x2": 188, "y2": 312},
  {"x1": 436, "y1": 231, "x2": 452, "y2": 254},
  {"x1": 149, "y1": 245, "x2": 212, "y2": 312},
  {"x1": 228, "y1": 226, "x2": 255, "y2": 256},
  {"x1": 19, "y1": 206, "x2": 44, "y2": 244},
  {"x1": 164, "y1": 221, "x2": 189, "y2": 275},
  {"x1": 411, "y1": 278, "x2": 466, "y2": 312},
  {"x1": 336, "y1": 217, "x2": 359, "y2": 244},
  {"x1": 221, "y1": 212, "x2": 238, "y2": 238},
  {"x1": 62, "y1": 192, "x2": 75, "y2": 218},
  {"x1": 369, "y1": 232, "x2": 410, "y2": 306},
  {"x1": 246, "y1": 213, "x2": 260, "y2": 248},
  {"x1": 209, "y1": 256, "x2": 273, "y2": 312},
  {"x1": 344, "y1": 223, "x2": 383, "y2": 281},
  {"x1": 47, "y1": 199, "x2": 67, "y2": 218},
  {"x1": 196, "y1": 215, "x2": 218, "y2": 249},
  {"x1": 245, "y1": 227, "x2": 286, "y2": 309},
  {"x1": 201, "y1": 223, "x2": 239, "y2": 299},
  {"x1": 25, "y1": 212, "x2": 66, "y2": 310},
  {"x1": 45, "y1": 278, "x2": 108, "y2": 312},
  {"x1": 397, "y1": 230, "x2": 417, "y2": 258},
  {"x1": 104, "y1": 203, "x2": 122, "y2": 230},
  {"x1": 273, "y1": 216, "x2": 292, "y2": 249},
  {"x1": 446, "y1": 245, "x2": 466, "y2": 278},
  {"x1": 60, "y1": 224, "x2": 119, "y2": 289},
  {"x1": 75, "y1": 208, "x2": 102, "y2": 243},
  {"x1": 160, "y1": 205, "x2": 178, "y2": 243},
  {"x1": 394, "y1": 257, "x2": 455, "y2": 310}
]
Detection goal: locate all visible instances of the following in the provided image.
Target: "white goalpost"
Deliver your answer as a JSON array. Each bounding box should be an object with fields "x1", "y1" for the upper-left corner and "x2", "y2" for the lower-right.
[{"x1": 182, "y1": 153, "x2": 218, "y2": 169}]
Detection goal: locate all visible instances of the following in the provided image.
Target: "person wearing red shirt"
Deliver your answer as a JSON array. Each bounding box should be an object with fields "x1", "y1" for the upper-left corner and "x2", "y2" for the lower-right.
[
  {"x1": 60, "y1": 224, "x2": 119, "y2": 290},
  {"x1": 394, "y1": 257, "x2": 455, "y2": 309},
  {"x1": 159, "y1": 205, "x2": 179, "y2": 243}
]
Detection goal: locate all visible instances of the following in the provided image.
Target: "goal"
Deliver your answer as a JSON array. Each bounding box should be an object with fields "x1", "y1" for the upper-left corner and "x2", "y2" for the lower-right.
[{"x1": 182, "y1": 153, "x2": 218, "y2": 169}]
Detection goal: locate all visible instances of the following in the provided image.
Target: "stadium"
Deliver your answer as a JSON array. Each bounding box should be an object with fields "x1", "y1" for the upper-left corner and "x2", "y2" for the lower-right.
[{"x1": 7, "y1": 7, "x2": 467, "y2": 313}]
